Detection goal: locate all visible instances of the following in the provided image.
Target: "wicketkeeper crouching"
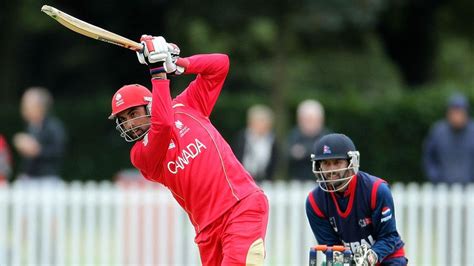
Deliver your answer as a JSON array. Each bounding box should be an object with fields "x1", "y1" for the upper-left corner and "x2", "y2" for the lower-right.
[{"x1": 306, "y1": 133, "x2": 408, "y2": 265}]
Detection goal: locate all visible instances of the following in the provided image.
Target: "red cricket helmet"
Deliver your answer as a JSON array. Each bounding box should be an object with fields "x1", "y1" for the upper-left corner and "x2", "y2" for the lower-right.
[{"x1": 108, "y1": 84, "x2": 152, "y2": 120}]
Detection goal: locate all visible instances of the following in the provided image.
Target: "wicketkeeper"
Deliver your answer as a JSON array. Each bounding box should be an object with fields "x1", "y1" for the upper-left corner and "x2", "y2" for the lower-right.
[{"x1": 306, "y1": 133, "x2": 408, "y2": 265}]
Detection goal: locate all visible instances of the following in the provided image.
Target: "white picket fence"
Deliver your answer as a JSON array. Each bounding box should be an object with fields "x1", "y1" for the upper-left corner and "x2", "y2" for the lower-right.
[{"x1": 0, "y1": 180, "x2": 472, "y2": 266}]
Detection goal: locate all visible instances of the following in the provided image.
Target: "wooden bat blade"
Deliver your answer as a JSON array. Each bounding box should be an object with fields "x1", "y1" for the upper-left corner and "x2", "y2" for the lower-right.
[{"x1": 41, "y1": 5, "x2": 143, "y2": 51}]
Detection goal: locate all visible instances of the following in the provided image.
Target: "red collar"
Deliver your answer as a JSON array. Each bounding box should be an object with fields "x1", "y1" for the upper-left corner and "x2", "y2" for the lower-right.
[{"x1": 329, "y1": 174, "x2": 357, "y2": 218}]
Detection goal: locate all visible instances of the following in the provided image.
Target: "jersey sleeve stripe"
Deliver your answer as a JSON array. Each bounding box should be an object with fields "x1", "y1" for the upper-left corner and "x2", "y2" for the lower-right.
[
  {"x1": 385, "y1": 246, "x2": 406, "y2": 260},
  {"x1": 371, "y1": 178, "x2": 385, "y2": 210},
  {"x1": 172, "y1": 103, "x2": 185, "y2": 108},
  {"x1": 308, "y1": 192, "x2": 326, "y2": 218}
]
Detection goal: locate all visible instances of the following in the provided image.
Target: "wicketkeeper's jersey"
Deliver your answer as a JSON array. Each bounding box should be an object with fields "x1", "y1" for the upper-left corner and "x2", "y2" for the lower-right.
[
  {"x1": 130, "y1": 54, "x2": 260, "y2": 233},
  {"x1": 306, "y1": 171, "x2": 405, "y2": 263}
]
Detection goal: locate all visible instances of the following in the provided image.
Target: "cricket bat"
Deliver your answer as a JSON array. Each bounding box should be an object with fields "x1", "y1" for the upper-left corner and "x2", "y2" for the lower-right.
[{"x1": 41, "y1": 5, "x2": 143, "y2": 51}]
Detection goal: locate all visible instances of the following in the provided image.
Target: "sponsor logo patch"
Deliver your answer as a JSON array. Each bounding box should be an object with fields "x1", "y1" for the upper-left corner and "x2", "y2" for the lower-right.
[
  {"x1": 381, "y1": 206, "x2": 392, "y2": 223},
  {"x1": 358, "y1": 217, "x2": 372, "y2": 228},
  {"x1": 175, "y1": 120, "x2": 184, "y2": 129},
  {"x1": 175, "y1": 120, "x2": 190, "y2": 137}
]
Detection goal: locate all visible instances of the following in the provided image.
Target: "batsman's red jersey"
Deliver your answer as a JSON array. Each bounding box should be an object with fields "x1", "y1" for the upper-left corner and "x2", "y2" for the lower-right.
[{"x1": 130, "y1": 54, "x2": 261, "y2": 233}]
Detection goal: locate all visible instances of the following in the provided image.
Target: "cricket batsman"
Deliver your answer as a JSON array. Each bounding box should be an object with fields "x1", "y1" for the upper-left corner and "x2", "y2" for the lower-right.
[
  {"x1": 305, "y1": 133, "x2": 407, "y2": 265},
  {"x1": 108, "y1": 35, "x2": 268, "y2": 265}
]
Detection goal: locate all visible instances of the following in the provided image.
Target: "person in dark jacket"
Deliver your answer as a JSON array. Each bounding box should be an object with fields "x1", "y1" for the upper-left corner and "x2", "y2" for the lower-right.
[
  {"x1": 233, "y1": 104, "x2": 278, "y2": 181},
  {"x1": 287, "y1": 99, "x2": 330, "y2": 181},
  {"x1": 422, "y1": 92, "x2": 474, "y2": 184},
  {"x1": 13, "y1": 87, "x2": 66, "y2": 181}
]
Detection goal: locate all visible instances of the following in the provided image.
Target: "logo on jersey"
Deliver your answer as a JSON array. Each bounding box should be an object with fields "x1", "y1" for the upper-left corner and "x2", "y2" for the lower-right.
[
  {"x1": 329, "y1": 216, "x2": 338, "y2": 232},
  {"x1": 323, "y1": 145, "x2": 332, "y2": 154},
  {"x1": 175, "y1": 120, "x2": 190, "y2": 137},
  {"x1": 358, "y1": 217, "x2": 372, "y2": 228},
  {"x1": 167, "y1": 138, "x2": 207, "y2": 174},
  {"x1": 168, "y1": 140, "x2": 175, "y2": 149},
  {"x1": 381, "y1": 206, "x2": 392, "y2": 223},
  {"x1": 175, "y1": 120, "x2": 184, "y2": 129},
  {"x1": 343, "y1": 235, "x2": 375, "y2": 253}
]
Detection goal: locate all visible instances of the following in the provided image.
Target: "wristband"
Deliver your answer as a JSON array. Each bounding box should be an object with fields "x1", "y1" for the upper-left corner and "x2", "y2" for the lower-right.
[{"x1": 149, "y1": 66, "x2": 165, "y2": 76}]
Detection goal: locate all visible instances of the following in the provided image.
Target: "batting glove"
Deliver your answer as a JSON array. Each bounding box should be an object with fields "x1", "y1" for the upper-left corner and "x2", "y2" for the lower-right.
[
  {"x1": 166, "y1": 43, "x2": 185, "y2": 75},
  {"x1": 137, "y1": 35, "x2": 169, "y2": 75},
  {"x1": 168, "y1": 43, "x2": 180, "y2": 62}
]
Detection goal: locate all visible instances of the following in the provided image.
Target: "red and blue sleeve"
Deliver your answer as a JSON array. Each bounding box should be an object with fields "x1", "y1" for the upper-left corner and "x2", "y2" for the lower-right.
[
  {"x1": 175, "y1": 54, "x2": 230, "y2": 117},
  {"x1": 370, "y1": 182, "x2": 403, "y2": 262},
  {"x1": 305, "y1": 194, "x2": 341, "y2": 246},
  {"x1": 130, "y1": 79, "x2": 174, "y2": 180}
]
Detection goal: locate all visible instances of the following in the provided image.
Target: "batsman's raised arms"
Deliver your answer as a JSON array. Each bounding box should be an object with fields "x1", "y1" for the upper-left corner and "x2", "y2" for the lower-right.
[{"x1": 40, "y1": 5, "x2": 143, "y2": 51}]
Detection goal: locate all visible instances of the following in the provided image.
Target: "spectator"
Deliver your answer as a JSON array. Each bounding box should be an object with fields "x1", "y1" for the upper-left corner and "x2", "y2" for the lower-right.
[
  {"x1": 13, "y1": 87, "x2": 66, "y2": 182},
  {"x1": 422, "y1": 92, "x2": 474, "y2": 184},
  {"x1": 0, "y1": 134, "x2": 12, "y2": 183},
  {"x1": 287, "y1": 99, "x2": 330, "y2": 180},
  {"x1": 232, "y1": 104, "x2": 278, "y2": 181}
]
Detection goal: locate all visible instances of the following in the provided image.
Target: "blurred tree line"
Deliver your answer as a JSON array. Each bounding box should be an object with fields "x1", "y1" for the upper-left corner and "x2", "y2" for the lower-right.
[{"x1": 0, "y1": 0, "x2": 472, "y2": 182}]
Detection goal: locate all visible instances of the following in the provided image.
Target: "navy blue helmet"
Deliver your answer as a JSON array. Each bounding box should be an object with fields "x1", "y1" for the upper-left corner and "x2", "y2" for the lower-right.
[{"x1": 311, "y1": 134, "x2": 360, "y2": 192}]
